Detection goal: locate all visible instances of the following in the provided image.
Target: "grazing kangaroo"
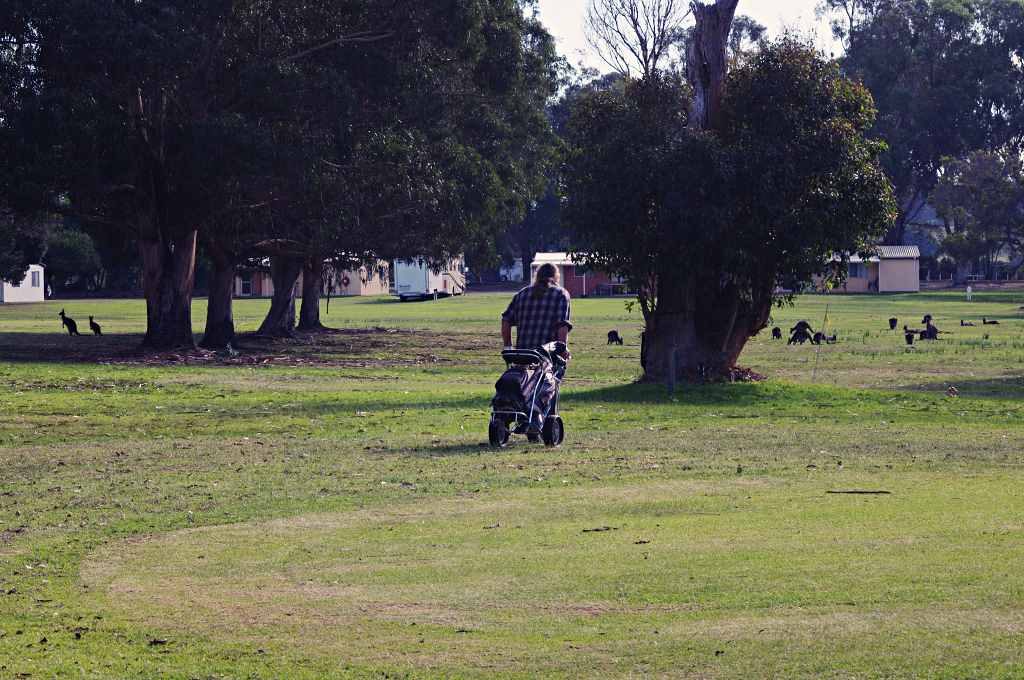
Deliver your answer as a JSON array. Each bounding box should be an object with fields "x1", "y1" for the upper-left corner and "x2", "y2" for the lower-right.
[
  {"x1": 89, "y1": 316, "x2": 103, "y2": 336},
  {"x1": 983, "y1": 317, "x2": 1000, "y2": 325},
  {"x1": 788, "y1": 320, "x2": 814, "y2": 345},
  {"x1": 771, "y1": 327, "x2": 783, "y2": 340},
  {"x1": 58, "y1": 309, "x2": 81, "y2": 336},
  {"x1": 607, "y1": 330, "x2": 624, "y2": 346},
  {"x1": 960, "y1": 320, "x2": 975, "y2": 327}
]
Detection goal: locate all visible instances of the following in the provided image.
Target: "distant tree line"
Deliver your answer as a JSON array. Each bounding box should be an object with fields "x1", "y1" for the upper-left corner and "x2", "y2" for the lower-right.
[
  {"x1": 0, "y1": 1, "x2": 561, "y2": 349},
  {"x1": 825, "y1": 0, "x2": 1024, "y2": 274}
]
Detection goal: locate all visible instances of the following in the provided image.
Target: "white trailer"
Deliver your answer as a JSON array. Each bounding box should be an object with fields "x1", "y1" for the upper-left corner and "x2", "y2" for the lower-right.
[
  {"x1": 0, "y1": 265, "x2": 45, "y2": 304},
  {"x1": 393, "y1": 257, "x2": 466, "y2": 301}
]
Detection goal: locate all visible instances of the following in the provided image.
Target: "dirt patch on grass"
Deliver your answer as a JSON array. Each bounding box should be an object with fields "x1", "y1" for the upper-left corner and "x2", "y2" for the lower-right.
[
  {"x1": 0, "y1": 526, "x2": 26, "y2": 544},
  {"x1": 1, "y1": 327, "x2": 486, "y2": 369}
]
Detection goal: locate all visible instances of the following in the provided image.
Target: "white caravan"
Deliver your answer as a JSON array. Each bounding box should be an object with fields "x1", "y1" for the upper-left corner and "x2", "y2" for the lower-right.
[
  {"x1": 393, "y1": 257, "x2": 467, "y2": 301},
  {"x1": 0, "y1": 265, "x2": 45, "y2": 304}
]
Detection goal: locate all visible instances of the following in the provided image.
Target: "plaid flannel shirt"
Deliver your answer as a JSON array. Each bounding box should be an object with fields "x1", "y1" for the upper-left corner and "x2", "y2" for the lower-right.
[{"x1": 502, "y1": 284, "x2": 573, "y2": 349}]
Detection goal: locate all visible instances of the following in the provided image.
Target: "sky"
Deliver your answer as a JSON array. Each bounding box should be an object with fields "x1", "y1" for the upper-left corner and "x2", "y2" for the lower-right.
[{"x1": 534, "y1": 0, "x2": 841, "y2": 72}]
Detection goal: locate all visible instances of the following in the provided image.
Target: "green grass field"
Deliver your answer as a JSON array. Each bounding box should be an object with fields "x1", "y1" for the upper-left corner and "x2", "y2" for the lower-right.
[{"x1": 2, "y1": 291, "x2": 1023, "y2": 678}]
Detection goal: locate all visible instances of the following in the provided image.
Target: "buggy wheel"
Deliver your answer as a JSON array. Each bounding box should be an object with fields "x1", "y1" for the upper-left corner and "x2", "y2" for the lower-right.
[
  {"x1": 488, "y1": 419, "x2": 510, "y2": 448},
  {"x1": 542, "y1": 416, "x2": 564, "y2": 447}
]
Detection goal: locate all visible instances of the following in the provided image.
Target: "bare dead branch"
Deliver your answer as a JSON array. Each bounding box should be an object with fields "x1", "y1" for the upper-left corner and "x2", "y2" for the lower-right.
[{"x1": 585, "y1": 0, "x2": 692, "y2": 78}]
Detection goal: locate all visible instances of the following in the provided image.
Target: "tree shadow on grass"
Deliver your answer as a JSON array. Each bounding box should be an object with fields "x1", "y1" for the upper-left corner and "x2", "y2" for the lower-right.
[
  {"x1": 563, "y1": 379, "x2": 786, "y2": 408},
  {"x1": 0, "y1": 328, "x2": 460, "y2": 367},
  {"x1": 0, "y1": 331, "x2": 145, "y2": 363}
]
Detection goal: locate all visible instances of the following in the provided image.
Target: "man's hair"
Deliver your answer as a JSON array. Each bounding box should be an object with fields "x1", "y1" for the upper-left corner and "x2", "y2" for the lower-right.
[{"x1": 532, "y1": 263, "x2": 559, "y2": 299}]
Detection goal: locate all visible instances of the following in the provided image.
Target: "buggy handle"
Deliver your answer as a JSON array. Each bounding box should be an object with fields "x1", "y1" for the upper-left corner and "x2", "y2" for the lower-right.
[{"x1": 501, "y1": 342, "x2": 568, "y2": 368}]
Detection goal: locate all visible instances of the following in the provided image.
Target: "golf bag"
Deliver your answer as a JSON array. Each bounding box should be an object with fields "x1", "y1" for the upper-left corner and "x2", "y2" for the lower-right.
[
  {"x1": 491, "y1": 343, "x2": 565, "y2": 435},
  {"x1": 491, "y1": 348, "x2": 557, "y2": 428}
]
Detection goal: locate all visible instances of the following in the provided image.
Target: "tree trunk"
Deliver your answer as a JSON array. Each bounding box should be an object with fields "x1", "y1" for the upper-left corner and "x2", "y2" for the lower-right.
[
  {"x1": 642, "y1": 284, "x2": 772, "y2": 382},
  {"x1": 257, "y1": 256, "x2": 301, "y2": 337},
  {"x1": 640, "y1": 0, "x2": 742, "y2": 382},
  {"x1": 884, "y1": 210, "x2": 909, "y2": 246},
  {"x1": 297, "y1": 258, "x2": 327, "y2": 332},
  {"x1": 139, "y1": 230, "x2": 198, "y2": 350},
  {"x1": 200, "y1": 245, "x2": 236, "y2": 349},
  {"x1": 687, "y1": 0, "x2": 740, "y2": 130},
  {"x1": 954, "y1": 261, "x2": 971, "y2": 286},
  {"x1": 520, "y1": 237, "x2": 534, "y2": 283}
]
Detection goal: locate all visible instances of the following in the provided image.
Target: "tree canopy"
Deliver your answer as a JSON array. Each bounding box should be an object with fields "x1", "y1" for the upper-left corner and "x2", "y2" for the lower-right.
[
  {"x1": 565, "y1": 38, "x2": 896, "y2": 379},
  {"x1": 839, "y1": 0, "x2": 1024, "y2": 244},
  {"x1": 0, "y1": 1, "x2": 560, "y2": 348},
  {"x1": 933, "y1": 150, "x2": 1024, "y2": 278}
]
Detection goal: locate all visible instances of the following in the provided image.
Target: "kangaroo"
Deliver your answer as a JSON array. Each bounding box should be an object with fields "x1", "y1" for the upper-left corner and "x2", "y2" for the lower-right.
[
  {"x1": 888, "y1": 317, "x2": 898, "y2": 331},
  {"x1": 607, "y1": 330, "x2": 624, "y2": 346},
  {"x1": 960, "y1": 320, "x2": 975, "y2": 327},
  {"x1": 983, "y1": 317, "x2": 1000, "y2": 325},
  {"x1": 58, "y1": 309, "x2": 81, "y2": 336},
  {"x1": 771, "y1": 327, "x2": 783, "y2": 340},
  {"x1": 89, "y1": 316, "x2": 103, "y2": 336}
]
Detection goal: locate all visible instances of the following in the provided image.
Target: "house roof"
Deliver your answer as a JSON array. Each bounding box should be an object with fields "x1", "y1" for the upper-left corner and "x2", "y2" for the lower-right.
[
  {"x1": 877, "y1": 245, "x2": 920, "y2": 259},
  {"x1": 843, "y1": 245, "x2": 921, "y2": 263},
  {"x1": 531, "y1": 252, "x2": 579, "y2": 267}
]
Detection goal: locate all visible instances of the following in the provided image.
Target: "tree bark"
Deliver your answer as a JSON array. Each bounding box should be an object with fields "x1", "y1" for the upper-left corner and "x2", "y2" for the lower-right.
[
  {"x1": 257, "y1": 256, "x2": 301, "y2": 337},
  {"x1": 139, "y1": 230, "x2": 198, "y2": 350},
  {"x1": 642, "y1": 280, "x2": 772, "y2": 381},
  {"x1": 954, "y1": 261, "x2": 971, "y2": 286},
  {"x1": 687, "y1": 0, "x2": 740, "y2": 130},
  {"x1": 297, "y1": 257, "x2": 327, "y2": 332},
  {"x1": 200, "y1": 244, "x2": 236, "y2": 349},
  {"x1": 520, "y1": 236, "x2": 534, "y2": 283},
  {"x1": 641, "y1": 0, "x2": 741, "y2": 382}
]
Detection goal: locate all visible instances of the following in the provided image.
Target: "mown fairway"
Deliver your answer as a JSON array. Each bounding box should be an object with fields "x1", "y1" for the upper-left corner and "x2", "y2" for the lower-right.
[{"x1": 2, "y1": 291, "x2": 1023, "y2": 679}]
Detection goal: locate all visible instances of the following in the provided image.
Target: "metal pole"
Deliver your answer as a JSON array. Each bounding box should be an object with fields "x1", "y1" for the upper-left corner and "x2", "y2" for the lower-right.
[
  {"x1": 811, "y1": 303, "x2": 830, "y2": 382},
  {"x1": 667, "y1": 343, "x2": 677, "y2": 397}
]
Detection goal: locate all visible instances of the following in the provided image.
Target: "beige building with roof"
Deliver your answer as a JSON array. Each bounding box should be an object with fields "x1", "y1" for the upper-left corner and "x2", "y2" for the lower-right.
[{"x1": 836, "y1": 246, "x2": 921, "y2": 293}]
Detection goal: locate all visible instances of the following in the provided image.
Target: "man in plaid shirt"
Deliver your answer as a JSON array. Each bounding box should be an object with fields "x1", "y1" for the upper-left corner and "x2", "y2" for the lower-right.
[{"x1": 501, "y1": 263, "x2": 573, "y2": 353}]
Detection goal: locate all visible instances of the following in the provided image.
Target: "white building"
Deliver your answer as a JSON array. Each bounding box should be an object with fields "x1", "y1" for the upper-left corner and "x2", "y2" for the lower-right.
[
  {"x1": 393, "y1": 256, "x2": 466, "y2": 301},
  {"x1": 0, "y1": 265, "x2": 45, "y2": 304}
]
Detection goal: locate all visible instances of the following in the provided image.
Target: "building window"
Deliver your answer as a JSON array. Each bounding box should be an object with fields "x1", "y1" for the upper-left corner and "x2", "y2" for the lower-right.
[
  {"x1": 849, "y1": 263, "x2": 866, "y2": 279},
  {"x1": 31, "y1": 271, "x2": 40, "y2": 288},
  {"x1": 241, "y1": 273, "x2": 253, "y2": 296}
]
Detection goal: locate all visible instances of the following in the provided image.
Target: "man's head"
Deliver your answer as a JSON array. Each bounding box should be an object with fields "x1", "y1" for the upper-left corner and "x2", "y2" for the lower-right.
[{"x1": 535, "y1": 263, "x2": 560, "y2": 286}]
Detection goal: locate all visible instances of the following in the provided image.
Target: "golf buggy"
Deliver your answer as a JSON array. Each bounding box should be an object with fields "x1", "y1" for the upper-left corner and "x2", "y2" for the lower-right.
[{"x1": 488, "y1": 342, "x2": 566, "y2": 448}]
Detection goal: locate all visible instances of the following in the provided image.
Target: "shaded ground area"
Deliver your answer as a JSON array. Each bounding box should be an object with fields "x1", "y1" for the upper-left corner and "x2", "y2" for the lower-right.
[{"x1": 0, "y1": 327, "x2": 494, "y2": 369}]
